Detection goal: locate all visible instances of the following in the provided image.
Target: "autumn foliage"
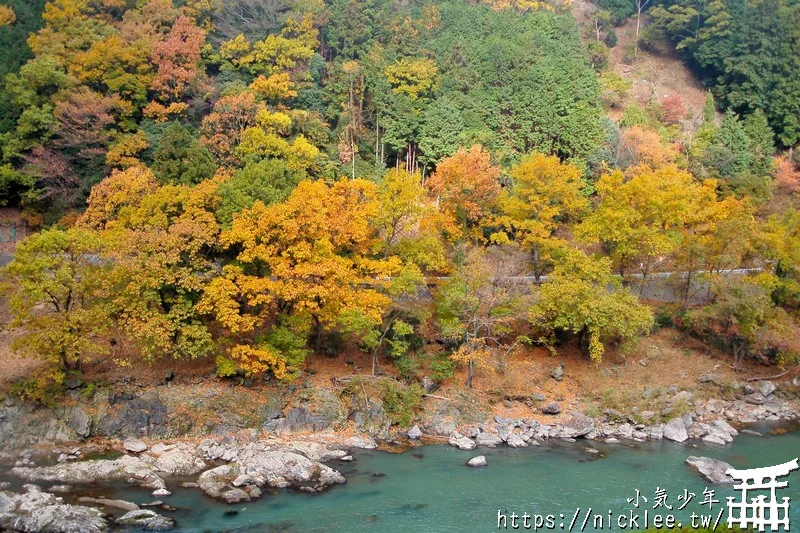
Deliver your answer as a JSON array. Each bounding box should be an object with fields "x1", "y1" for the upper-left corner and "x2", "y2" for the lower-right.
[{"x1": 0, "y1": 0, "x2": 798, "y2": 396}]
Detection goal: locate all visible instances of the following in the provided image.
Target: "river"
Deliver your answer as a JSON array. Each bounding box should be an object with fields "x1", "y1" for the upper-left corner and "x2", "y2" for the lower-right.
[{"x1": 93, "y1": 422, "x2": 800, "y2": 532}]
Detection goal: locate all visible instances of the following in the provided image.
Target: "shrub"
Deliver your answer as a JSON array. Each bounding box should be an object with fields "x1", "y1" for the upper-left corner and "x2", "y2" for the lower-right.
[
  {"x1": 661, "y1": 94, "x2": 686, "y2": 124},
  {"x1": 599, "y1": 72, "x2": 631, "y2": 108},
  {"x1": 395, "y1": 354, "x2": 421, "y2": 380},
  {"x1": 430, "y1": 356, "x2": 457, "y2": 381},
  {"x1": 380, "y1": 380, "x2": 423, "y2": 427},
  {"x1": 586, "y1": 41, "x2": 609, "y2": 72},
  {"x1": 9, "y1": 368, "x2": 65, "y2": 406},
  {"x1": 215, "y1": 355, "x2": 239, "y2": 378},
  {"x1": 604, "y1": 29, "x2": 618, "y2": 48}
]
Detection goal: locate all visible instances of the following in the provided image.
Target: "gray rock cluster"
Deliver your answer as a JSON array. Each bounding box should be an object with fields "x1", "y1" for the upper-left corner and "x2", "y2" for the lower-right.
[
  {"x1": 196, "y1": 448, "x2": 345, "y2": 502},
  {"x1": 445, "y1": 381, "x2": 797, "y2": 450},
  {"x1": 116, "y1": 509, "x2": 175, "y2": 531},
  {"x1": 0, "y1": 485, "x2": 109, "y2": 533},
  {"x1": 7, "y1": 488, "x2": 175, "y2": 531},
  {"x1": 11, "y1": 454, "x2": 168, "y2": 491}
]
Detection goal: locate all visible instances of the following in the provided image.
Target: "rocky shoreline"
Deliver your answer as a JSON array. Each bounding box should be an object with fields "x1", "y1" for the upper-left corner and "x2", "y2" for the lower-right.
[
  {"x1": 441, "y1": 380, "x2": 796, "y2": 451},
  {"x1": 0, "y1": 379, "x2": 797, "y2": 532}
]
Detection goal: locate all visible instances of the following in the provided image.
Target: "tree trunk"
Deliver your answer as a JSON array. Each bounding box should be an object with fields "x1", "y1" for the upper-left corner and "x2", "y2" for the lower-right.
[
  {"x1": 635, "y1": 0, "x2": 650, "y2": 59},
  {"x1": 466, "y1": 359, "x2": 474, "y2": 389},
  {"x1": 639, "y1": 261, "x2": 650, "y2": 297},
  {"x1": 314, "y1": 316, "x2": 322, "y2": 353}
]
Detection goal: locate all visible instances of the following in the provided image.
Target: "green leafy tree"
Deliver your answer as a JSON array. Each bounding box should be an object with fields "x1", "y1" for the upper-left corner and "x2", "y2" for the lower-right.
[
  {"x1": 1, "y1": 228, "x2": 113, "y2": 374},
  {"x1": 743, "y1": 109, "x2": 776, "y2": 177},
  {"x1": 216, "y1": 158, "x2": 303, "y2": 226},
  {"x1": 528, "y1": 248, "x2": 653, "y2": 362},
  {"x1": 152, "y1": 121, "x2": 217, "y2": 185},
  {"x1": 598, "y1": 0, "x2": 635, "y2": 23}
]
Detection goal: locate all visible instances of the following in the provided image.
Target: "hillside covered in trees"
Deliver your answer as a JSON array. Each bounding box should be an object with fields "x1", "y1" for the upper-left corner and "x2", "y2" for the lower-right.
[{"x1": 0, "y1": 0, "x2": 798, "y2": 401}]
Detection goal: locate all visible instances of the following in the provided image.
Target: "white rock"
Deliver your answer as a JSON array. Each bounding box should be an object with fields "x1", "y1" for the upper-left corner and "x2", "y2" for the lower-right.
[
  {"x1": 231, "y1": 474, "x2": 252, "y2": 487},
  {"x1": 663, "y1": 418, "x2": 688, "y2": 443},
  {"x1": 11, "y1": 455, "x2": 166, "y2": 490},
  {"x1": 686, "y1": 456, "x2": 735, "y2": 484},
  {"x1": 506, "y1": 433, "x2": 527, "y2": 448},
  {"x1": 151, "y1": 488, "x2": 171, "y2": 497},
  {"x1": 713, "y1": 419, "x2": 738, "y2": 436},
  {"x1": 448, "y1": 432, "x2": 476, "y2": 450},
  {"x1": 467, "y1": 456, "x2": 487, "y2": 467},
  {"x1": 702, "y1": 434, "x2": 728, "y2": 446},
  {"x1": 475, "y1": 432, "x2": 503, "y2": 447},
  {"x1": 123, "y1": 438, "x2": 148, "y2": 453},
  {"x1": 0, "y1": 489, "x2": 108, "y2": 532}
]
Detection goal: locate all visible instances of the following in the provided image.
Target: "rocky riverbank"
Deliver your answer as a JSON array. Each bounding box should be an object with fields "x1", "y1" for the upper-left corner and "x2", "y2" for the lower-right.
[
  {"x1": 0, "y1": 375, "x2": 797, "y2": 532},
  {"x1": 1, "y1": 434, "x2": 364, "y2": 532},
  {"x1": 440, "y1": 380, "x2": 797, "y2": 451}
]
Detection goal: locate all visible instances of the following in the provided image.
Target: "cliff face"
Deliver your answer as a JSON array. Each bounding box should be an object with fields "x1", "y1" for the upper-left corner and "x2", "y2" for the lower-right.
[
  {"x1": 0, "y1": 384, "x2": 290, "y2": 450},
  {"x1": 0, "y1": 378, "x2": 491, "y2": 452}
]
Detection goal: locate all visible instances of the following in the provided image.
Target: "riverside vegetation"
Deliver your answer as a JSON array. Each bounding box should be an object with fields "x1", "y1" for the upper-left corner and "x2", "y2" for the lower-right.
[{"x1": 0, "y1": 0, "x2": 799, "y2": 530}]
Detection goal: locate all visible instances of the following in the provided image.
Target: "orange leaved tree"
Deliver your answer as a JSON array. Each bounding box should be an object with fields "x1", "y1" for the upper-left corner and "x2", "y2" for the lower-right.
[{"x1": 200, "y1": 179, "x2": 402, "y2": 378}]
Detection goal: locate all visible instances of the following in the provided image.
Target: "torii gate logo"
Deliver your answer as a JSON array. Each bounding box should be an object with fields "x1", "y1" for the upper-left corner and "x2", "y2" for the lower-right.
[{"x1": 726, "y1": 458, "x2": 799, "y2": 531}]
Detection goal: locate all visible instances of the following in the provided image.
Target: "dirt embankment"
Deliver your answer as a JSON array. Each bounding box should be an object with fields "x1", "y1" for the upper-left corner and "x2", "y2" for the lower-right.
[{"x1": 1, "y1": 326, "x2": 796, "y2": 454}]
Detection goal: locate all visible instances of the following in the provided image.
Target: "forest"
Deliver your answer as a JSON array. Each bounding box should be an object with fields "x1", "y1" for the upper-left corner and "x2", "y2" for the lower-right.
[{"x1": 0, "y1": 0, "x2": 798, "y2": 400}]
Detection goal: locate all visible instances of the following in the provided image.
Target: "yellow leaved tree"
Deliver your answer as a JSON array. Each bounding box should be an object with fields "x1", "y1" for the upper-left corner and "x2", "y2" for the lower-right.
[
  {"x1": 200, "y1": 179, "x2": 402, "y2": 378},
  {"x1": 79, "y1": 166, "x2": 224, "y2": 362},
  {"x1": 493, "y1": 152, "x2": 587, "y2": 280}
]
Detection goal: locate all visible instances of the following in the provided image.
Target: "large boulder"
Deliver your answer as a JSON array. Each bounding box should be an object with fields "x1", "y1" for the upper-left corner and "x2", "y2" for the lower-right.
[
  {"x1": 541, "y1": 403, "x2": 560, "y2": 415},
  {"x1": 197, "y1": 465, "x2": 242, "y2": 502},
  {"x1": 115, "y1": 509, "x2": 175, "y2": 531},
  {"x1": 685, "y1": 456, "x2": 735, "y2": 484},
  {"x1": 240, "y1": 450, "x2": 346, "y2": 491},
  {"x1": 506, "y1": 433, "x2": 527, "y2": 448},
  {"x1": 0, "y1": 487, "x2": 108, "y2": 533},
  {"x1": 663, "y1": 418, "x2": 688, "y2": 443},
  {"x1": 475, "y1": 432, "x2": 503, "y2": 447},
  {"x1": 467, "y1": 456, "x2": 487, "y2": 467},
  {"x1": 145, "y1": 445, "x2": 206, "y2": 477},
  {"x1": 558, "y1": 412, "x2": 594, "y2": 438},
  {"x1": 123, "y1": 438, "x2": 148, "y2": 453},
  {"x1": 759, "y1": 380, "x2": 777, "y2": 398},
  {"x1": 197, "y1": 449, "x2": 345, "y2": 502},
  {"x1": 713, "y1": 419, "x2": 738, "y2": 437}
]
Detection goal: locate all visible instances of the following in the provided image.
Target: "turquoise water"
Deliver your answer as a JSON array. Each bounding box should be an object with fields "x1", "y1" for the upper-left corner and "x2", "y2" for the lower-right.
[{"x1": 101, "y1": 424, "x2": 800, "y2": 532}]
